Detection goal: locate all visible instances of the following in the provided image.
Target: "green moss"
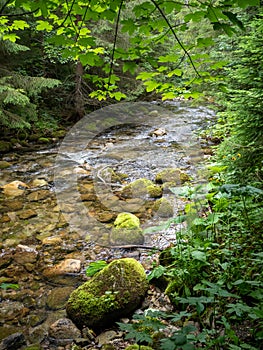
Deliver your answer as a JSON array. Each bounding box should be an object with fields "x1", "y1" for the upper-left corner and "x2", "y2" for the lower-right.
[
  {"x1": 153, "y1": 198, "x2": 174, "y2": 218},
  {"x1": 111, "y1": 227, "x2": 144, "y2": 245},
  {"x1": 155, "y1": 168, "x2": 190, "y2": 185},
  {"x1": 122, "y1": 178, "x2": 162, "y2": 199},
  {"x1": 111, "y1": 213, "x2": 144, "y2": 245},
  {"x1": 114, "y1": 213, "x2": 140, "y2": 229},
  {"x1": 66, "y1": 258, "x2": 148, "y2": 329},
  {"x1": 38, "y1": 137, "x2": 50, "y2": 143}
]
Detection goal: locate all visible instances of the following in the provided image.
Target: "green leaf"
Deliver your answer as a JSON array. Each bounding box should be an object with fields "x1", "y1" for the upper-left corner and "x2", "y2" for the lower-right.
[
  {"x1": 144, "y1": 80, "x2": 159, "y2": 92},
  {"x1": 0, "y1": 283, "x2": 20, "y2": 290},
  {"x1": 109, "y1": 91, "x2": 127, "y2": 101},
  {"x1": 123, "y1": 61, "x2": 137, "y2": 75},
  {"x1": 133, "y1": 2, "x2": 155, "y2": 17},
  {"x1": 162, "y1": 1, "x2": 183, "y2": 14},
  {"x1": 196, "y1": 37, "x2": 215, "y2": 48},
  {"x1": 148, "y1": 265, "x2": 166, "y2": 281},
  {"x1": 161, "y1": 91, "x2": 177, "y2": 100},
  {"x1": 159, "y1": 54, "x2": 180, "y2": 63},
  {"x1": 136, "y1": 71, "x2": 159, "y2": 81},
  {"x1": 85, "y1": 260, "x2": 107, "y2": 277},
  {"x1": 121, "y1": 19, "x2": 137, "y2": 35},
  {"x1": 78, "y1": 37, "x2": 96, "y2": 47},
  {"x1": 185, "y1": 11, "x2": 206, "y2": 23},
  {"x1": 191, "y1": 250, "x2": 207, "y2": 262},
  {"x1": 238, "y1": 0, "x2": 260, "y2": 7},
  {"x1": 79, "y1": 52, "x2": 97, "y2": 66},
  {"x1": 3, "y1": 33, "x2": 19, "y2": 42},
  {"x1": 167, "y1": 69, "x2": 182, "y2": 77},
  {"x1": 223, "y1": 11, "x2": 244, "y2": 30},
  {"x1": 12, "y1": 20, "x2": 30, "y2": 30},
  {"x1": 36, "y1": 20, "x2": 53, "y2": 32}
]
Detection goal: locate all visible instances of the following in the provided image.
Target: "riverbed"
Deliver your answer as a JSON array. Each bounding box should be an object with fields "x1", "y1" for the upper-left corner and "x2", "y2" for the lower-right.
[{"x1": 0, "y1": 101, "x2": 215, "y2": 349}]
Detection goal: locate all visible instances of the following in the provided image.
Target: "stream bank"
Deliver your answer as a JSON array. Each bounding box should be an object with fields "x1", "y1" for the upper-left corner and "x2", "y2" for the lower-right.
[{"x1": 0, "y1": 101, "x2": 216, "y2": 349}]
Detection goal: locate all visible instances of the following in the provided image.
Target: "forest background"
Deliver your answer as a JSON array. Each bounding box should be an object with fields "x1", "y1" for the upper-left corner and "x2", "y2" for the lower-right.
[{"x1": 0, "y1": 0, "x2": 262, "y2": 348}]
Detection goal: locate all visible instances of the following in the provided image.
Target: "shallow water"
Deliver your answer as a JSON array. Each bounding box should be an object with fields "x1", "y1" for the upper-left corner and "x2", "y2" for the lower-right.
[{"x1": 0, "y1": 100, "x2": 215, "y2": 348}]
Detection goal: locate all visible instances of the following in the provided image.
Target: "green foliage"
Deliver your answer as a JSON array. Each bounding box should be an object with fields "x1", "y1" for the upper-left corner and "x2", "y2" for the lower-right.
[
  {"x1": 215, "y1": 11, "x2": 263, "y2": 185},
  {"x1": 120, "y1": 182, "x2": 262, "y2": 349},
  {"x1": 0, "y1": 283, "x2": 20, "y2": 290},
  {"x1": 0, "y1": 73, "x2": 60, "y2": 129},
  {"x1": 0, "y1": 0, "x2": 260, "y2": 103},
  {"x1": 85, "y1": 260, "x2": 108, "y2": 277}
]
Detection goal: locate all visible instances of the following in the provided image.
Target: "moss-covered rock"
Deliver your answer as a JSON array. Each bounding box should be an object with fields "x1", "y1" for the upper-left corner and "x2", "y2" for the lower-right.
[
  {"x1": 155, "y1": 168, "x2": 190, "y2": 185},
  {"x1": 111, "y1": 213, "x2": 144, "y2": 245},
  {"x1": 114, "y1": 212, "x2": 140, "y2": 229},
  {"x1": 66, "y1": 258, "x2": 148, "y2": 330},
  {"x1": 121, "y1": 178, "x2": 162, "y2": 199},
  {"x1": 153, "y1": 198, "x2": 174, "y2": 218}
]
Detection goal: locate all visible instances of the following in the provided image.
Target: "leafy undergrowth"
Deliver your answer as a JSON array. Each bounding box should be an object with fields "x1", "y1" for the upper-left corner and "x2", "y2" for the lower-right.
[{"x1": 118, "y1": 180, "x2": 263, "y2": 349}]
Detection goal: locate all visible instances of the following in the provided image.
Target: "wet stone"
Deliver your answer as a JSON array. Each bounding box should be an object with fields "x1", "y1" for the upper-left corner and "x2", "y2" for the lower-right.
[
  {"x1": 0, "y1": 251, "x2": 13, "y2": 269},
  {"x1": 27, "y1": 190, "x2": 50, "y2": 202},
  {"x1": 2, "y1": 200, "x2": 23, "y2": 212},
  {"x1": 2, "y1": 181, "x2": 28, "y2": 197},
  {"x1": 13, "y1": 245, "x2": 38, "y2": 265},
  {"x1": 48, "y1": 318, "x2": 81, "y2": 342},
  {"x1": 0, "y1": 161, "x2": 12, "y2": 169},
  {"x1": 46, "y1": 287, "x2": 75, "y2": 310},
  {"x1": 0, "y1": 301, "x2": 29, "y2": 324},
  {"x1": 0, "y1": 332, "x2": 26, "y2": 350},
  {"x1": 18, "y1": 209, "x2": 38, "y2": 219}
]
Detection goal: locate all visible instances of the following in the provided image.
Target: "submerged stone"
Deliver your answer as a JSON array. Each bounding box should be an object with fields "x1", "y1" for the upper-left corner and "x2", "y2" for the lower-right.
[
  {"x1": 155, "y1": 168, "x2": 190, "y2": 185},
  {"x1": 66, "y1": 258, "x2": 148, "y2": 330},
  {"x1": 2, "y1": 181, "x2": 28, "y2": 197},
  {"x1": 153, "y1": 198, "x2": 174, "y2": 218},
  {"x1": 121, "y1": 178, "x2": 162, "y2": 199},
  {"x1": 0, "y1": 161, "x2": 12, "y2": 169}
]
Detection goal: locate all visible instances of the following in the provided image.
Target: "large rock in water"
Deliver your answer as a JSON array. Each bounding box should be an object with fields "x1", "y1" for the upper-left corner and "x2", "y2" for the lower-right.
[{"x1": 66, "y1": 258, "x2": 148, "y2": 330}]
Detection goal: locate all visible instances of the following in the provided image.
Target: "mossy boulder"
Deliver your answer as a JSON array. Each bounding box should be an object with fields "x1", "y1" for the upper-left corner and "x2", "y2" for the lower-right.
[
  {"x1": 121, "y1": 178, "x2": 162, "y2": 199},
  {"x1": 153, "y1": 198, "x2": 174, "y2": 218},
  {"x1": 155, "y1": 168, "x2": 190, "y2": 186},
  {"x1": 66, "y1": 258, "x2": 148, "y2": 330},
  {"x1": 111, "y1": 213, "x2": 144, "y2": 245}
]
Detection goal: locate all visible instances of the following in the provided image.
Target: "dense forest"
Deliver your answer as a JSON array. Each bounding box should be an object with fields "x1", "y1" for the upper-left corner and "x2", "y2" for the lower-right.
[{"x1": 0, "y1": 0, "x2": 262, "y2": 349}]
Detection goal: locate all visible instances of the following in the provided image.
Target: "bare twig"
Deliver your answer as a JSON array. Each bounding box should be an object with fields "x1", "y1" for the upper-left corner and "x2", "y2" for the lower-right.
[{"x1": 150, "y1": 0, "x2": 200, "y2": 76}]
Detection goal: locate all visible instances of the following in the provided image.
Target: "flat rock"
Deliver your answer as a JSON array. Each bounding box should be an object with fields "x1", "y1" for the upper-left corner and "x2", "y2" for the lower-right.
[
  {"x1": 2, "y1": 181, "x2": 28, "y2": 197},
  {"x1": 43, "y1": 258, "x2": 81, "y2": 277}
]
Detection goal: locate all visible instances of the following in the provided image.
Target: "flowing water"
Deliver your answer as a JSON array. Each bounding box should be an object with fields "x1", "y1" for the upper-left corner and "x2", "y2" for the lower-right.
[{"x1": 0, "y1": 101, "x2": 215, "y2": 348}]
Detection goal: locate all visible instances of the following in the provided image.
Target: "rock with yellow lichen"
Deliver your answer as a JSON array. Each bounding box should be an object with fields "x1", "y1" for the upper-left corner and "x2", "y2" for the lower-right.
[
  {"x1": 111, "y1": 212, "x2": 144, "y2": 245},
  {"x1": 155, "y1": 168, "x2": 190, "y2": 187},
  {"x1": 121, "y1": 178, "x2": 162, "y2": 199},
  {"x1": 66, "y1": 258, "x2": 148, "y2": 330}
]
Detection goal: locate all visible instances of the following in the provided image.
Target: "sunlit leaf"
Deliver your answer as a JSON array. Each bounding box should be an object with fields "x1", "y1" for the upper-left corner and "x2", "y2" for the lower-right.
[
  {"x1": 36, "y1": 20, "x2": 53, "y2": 32},
  {"x1": 167, "y1": 69, "x2": 182, "y2": 77},
  {"x1": 136, "y1": 71, "x2": 159, "y2": 81},
  {"x1": 12, "y1": 20, "x2": 30, "y2": 30},
  {"x1": 144, "y1": 80, "x2": 159, "y2": 92}
]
